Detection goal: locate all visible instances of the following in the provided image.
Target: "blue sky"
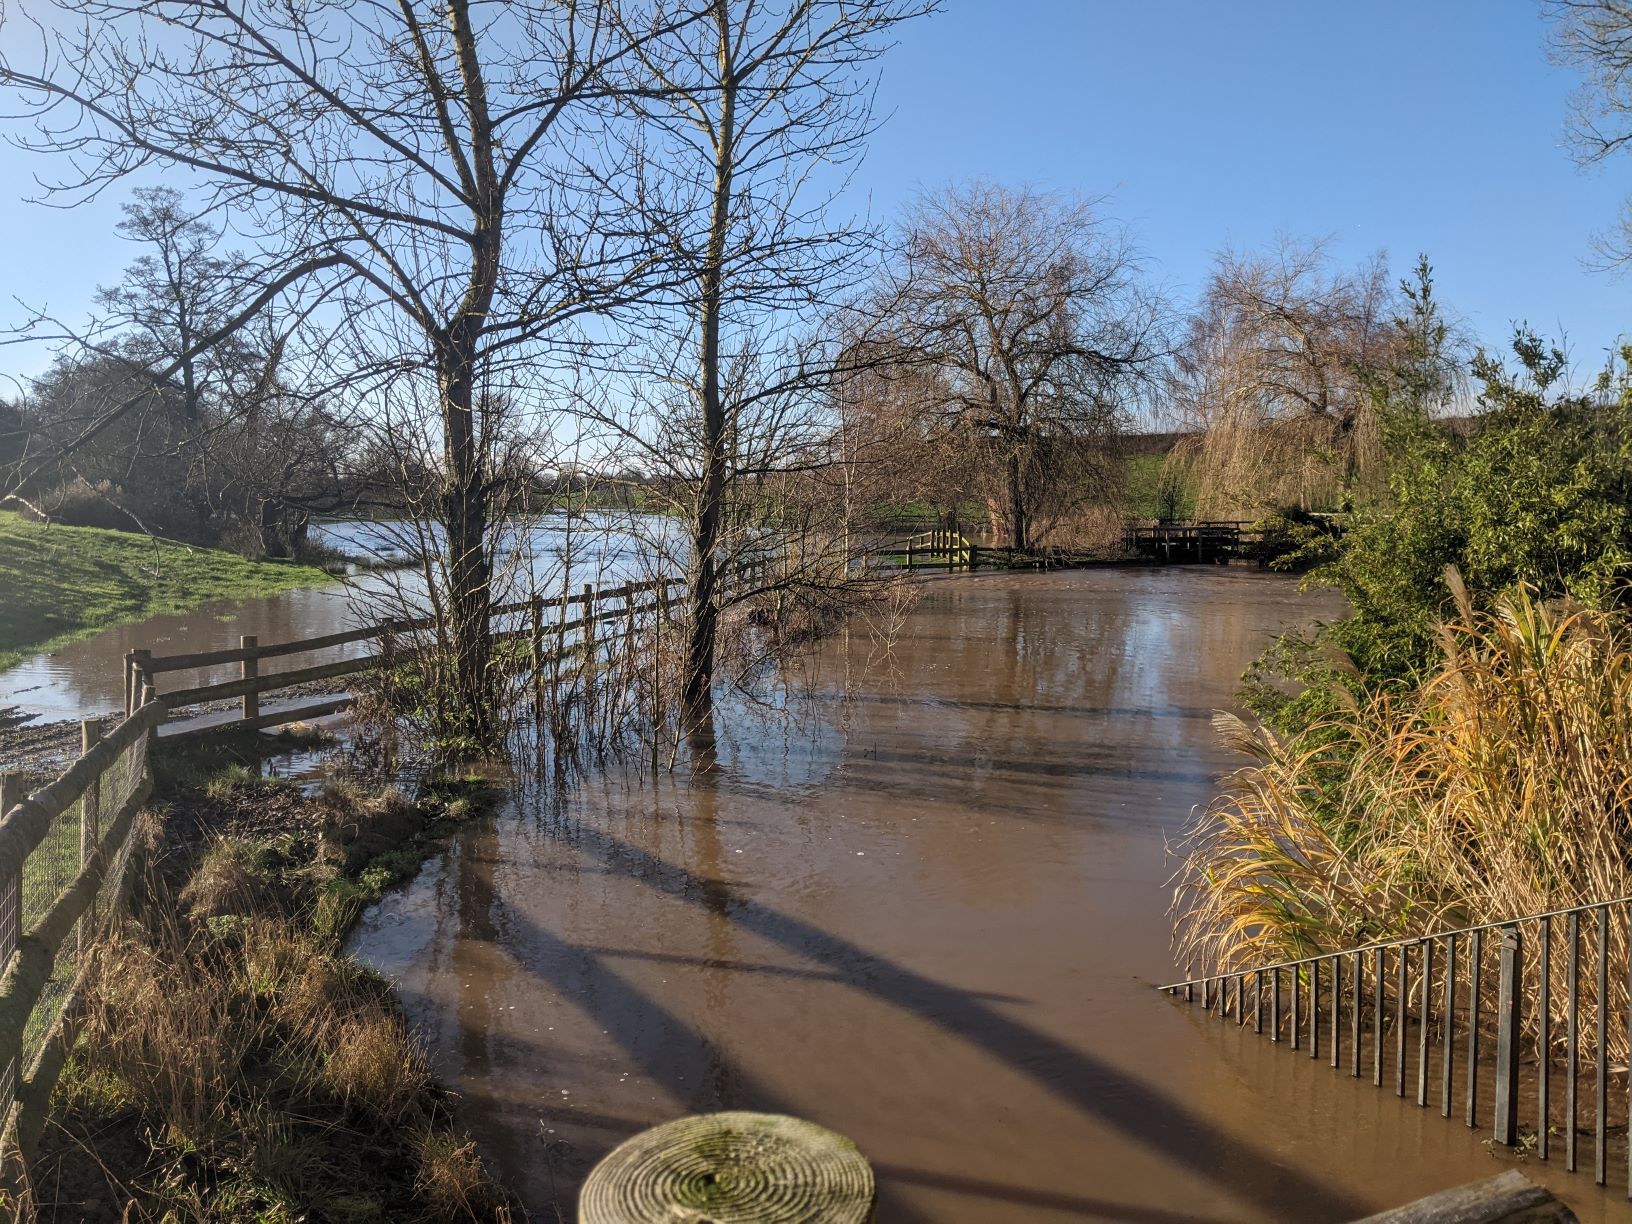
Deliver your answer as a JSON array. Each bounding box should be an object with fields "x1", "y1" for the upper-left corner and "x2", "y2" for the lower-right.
[{"x1": 0, "y1": 0, "x2": 1625, "y2": 385}]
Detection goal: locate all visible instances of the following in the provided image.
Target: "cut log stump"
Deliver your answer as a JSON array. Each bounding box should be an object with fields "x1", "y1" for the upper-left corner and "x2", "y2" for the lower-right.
[
  {"x1": 1350, "y1": 1170, "x2": 1579, "y2": 1224},
  {"x1": 579, "y1": 1111, "x2": 875, "y2": 1224}
]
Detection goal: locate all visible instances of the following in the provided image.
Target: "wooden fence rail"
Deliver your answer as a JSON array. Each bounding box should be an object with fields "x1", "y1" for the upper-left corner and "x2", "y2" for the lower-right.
[
  {"x1": 0, "y1": 694, "x2": 163, "y2": 1185},
  {"x1": 0, "y1": 575, "x2": 699, "y2": 1199},
  {"x1": 125, "y1": 575, "x2": 691, "y2": 738},
  {"x1": 0, "y1": 570, "x2": 727, "y2": 1202}
]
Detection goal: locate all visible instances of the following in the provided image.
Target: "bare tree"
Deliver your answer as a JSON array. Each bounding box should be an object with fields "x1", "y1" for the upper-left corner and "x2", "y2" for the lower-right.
[
  {"x1": 1168, "y1": 239, "x2": 1399, "y2": 517},
  {"x1": 872, "y1": 181, "x2": 1168, "y2": 552},
  {"x1": 0, "y1": 0, "x2": 686, "y2": 743},
  {"x1": 1549, "y1": 0, "x2": 1632, "y2": 266},
  {"x1": 591, "y1": 0, "x2": 931, "y2": 739}
]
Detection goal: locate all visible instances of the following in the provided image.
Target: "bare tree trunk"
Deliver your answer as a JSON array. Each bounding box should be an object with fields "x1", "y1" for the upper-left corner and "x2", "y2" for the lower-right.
[
  {"x1": 681, "y1": 16, "x2": 736, "y2": 741},
  {"x1": 438, "y1": 342, "x2": 494, "y2": 746},
  {"x1": 438, "y1": 0, "x2": 499, "y2": 747},
  {"x1": 1007, "y1": 447, "x2": 1028, "y2": 552}
]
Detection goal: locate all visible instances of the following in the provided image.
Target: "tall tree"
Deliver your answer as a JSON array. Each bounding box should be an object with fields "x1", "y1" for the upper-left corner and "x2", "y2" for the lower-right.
[
  {"x1": 1, "y1": 0, "x2": 684, "y2": 744},
  {"x1": 597, "y1": 0, "x2": 929, "y2": 738},
  {"x1": 874, "y1": 181, "x2": 1167, "y2": 552},
  {"x1": 1169, "y1": 239, "x2": 1399, "y2": 517}
]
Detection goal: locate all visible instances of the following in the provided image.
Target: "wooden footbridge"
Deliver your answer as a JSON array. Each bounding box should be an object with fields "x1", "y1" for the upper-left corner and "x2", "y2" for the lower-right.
[
  {"x1": 876, "y1": 520, "x2": 1272, "y2": 571},
  {"x1": 1124, "y1": 520, "x2": 1262, "y2": 564}
]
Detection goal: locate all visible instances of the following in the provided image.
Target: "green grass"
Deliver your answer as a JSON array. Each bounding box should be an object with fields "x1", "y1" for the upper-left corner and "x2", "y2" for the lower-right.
[
  {"x1": 0, "y1": 511, "x2": 333, "y2": 671},
  {"x1": 1124, "y1": 452, "x2": 1194, "y2": 520}
]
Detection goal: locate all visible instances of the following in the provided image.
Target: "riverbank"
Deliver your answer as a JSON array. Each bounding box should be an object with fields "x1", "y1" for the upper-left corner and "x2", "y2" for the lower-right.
[
  {"x1": 30, "y1": 732, "x2": 516, "y2": 1222},
  {"x1": 0, "y1": 511, "x2": 334, "y2": 673}
]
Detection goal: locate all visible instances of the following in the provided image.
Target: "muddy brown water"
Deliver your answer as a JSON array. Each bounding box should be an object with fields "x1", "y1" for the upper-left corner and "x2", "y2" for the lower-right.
[
  {"x1": 0, "y1": 583, "x2": 376, "y2": 724},
  {"x1": 335, "y1": 567, "x2": 1605, "y2": 1221}
]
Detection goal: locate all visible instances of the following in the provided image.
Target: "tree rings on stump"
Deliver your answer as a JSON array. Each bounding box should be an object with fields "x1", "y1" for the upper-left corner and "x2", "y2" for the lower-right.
[{"x1": 579, "y1": 1111, "x2": 876, "y2": 1223}]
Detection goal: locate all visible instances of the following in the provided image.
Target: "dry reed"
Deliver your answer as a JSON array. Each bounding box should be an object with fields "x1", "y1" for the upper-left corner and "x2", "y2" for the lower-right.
[{"x1": 1173, "y1": 573, "x2": 1632, "y2": 1050}]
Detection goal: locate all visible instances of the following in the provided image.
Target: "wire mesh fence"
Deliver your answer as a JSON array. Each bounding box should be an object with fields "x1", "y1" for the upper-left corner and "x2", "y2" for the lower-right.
[{"x1": 0, "y1": 701, "x2": 159, "y2": 1160}]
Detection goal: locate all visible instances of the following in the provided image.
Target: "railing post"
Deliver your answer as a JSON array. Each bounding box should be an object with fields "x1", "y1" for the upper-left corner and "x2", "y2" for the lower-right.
[
  {"x1": 1418, "y1": 938, "x2": 1433, "y2": 1107},
  {"x1": 1596, "y1": 906, "x2": 1608, "y2": 1186},
  {"x1": 1568, "y1": 911, "x2": 1580, "y2": 1172},
  {"x1": 240, "y1": 635, "x2": 259, "y2": 722},
  {"x1": 78, "y1": 718, "x2": 102, "y2": 958},
  {"x1": 583, "y1": 584, "x2": 596, "y2": 661},
  {"x1": 1539, "y1": 915, "x2": 1551, "y2": 1162},
  {"x1": 1467, "y1": 926, "x2": 1483, "y2": 1128},
  {"x1": 1270, "y1": 966, "x2": 1280, "y2": 1041},
  {"x1": 1494, "y1": 925, "x2": 1522, "y2": 1146},
  {"x1": 123, "y1": 650, "x2": 136, "y2": 718},
  {"x1": 906, "y1": 538, "x2": 916, "y2": 571}
]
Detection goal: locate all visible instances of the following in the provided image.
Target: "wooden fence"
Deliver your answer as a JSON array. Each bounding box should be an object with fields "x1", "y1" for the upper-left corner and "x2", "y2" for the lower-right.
[
  {"x1": 0, "y1": 575, "x2": 691, "y2": 1194},
  {"x1": 0, "y1": 694, "x2": 164, "y2": 1177},
  {"x1": 125, "y1": 575, "x2": 689, "y2": 738}
]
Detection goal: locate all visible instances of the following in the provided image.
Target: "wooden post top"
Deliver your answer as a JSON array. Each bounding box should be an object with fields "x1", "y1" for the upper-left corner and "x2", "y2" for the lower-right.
[{"x1": 579, "y1": 1111, "x2": 875, "y2": 1224}]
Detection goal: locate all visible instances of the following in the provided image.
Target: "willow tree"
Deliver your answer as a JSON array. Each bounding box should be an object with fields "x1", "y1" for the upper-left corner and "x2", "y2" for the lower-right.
[
  {"x1": 596, "y1": 0, "x2": 929, "y2": 738},
  {"x1": 0, "y1": 0, "x2": 682, "y2": 743},
  {"x1": 875, "y1": 182, "x2": 1167, "y2": 552},
  {"x1": 1169, "y1": 240, "x2": 1400, "y2": 518}
]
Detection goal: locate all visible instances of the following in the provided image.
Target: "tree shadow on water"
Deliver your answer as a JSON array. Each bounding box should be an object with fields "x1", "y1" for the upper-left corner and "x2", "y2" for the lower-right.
[{"x1": 455, "y1": 810, "x2": 1370, "y2": 1223}]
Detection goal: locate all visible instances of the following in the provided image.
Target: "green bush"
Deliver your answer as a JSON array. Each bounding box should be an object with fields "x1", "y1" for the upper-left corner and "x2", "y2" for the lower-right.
[{"x1": 1248, "y1": 331, "x2": 1632, "y2": 735}]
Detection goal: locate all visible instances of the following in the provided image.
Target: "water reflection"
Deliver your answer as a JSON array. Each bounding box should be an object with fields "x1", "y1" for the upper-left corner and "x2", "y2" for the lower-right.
[
  {"x1": 352, "y1": 568, "x2": 1605, "y2": 1222},
  {"x1": 0, "y1": 513, "x2": 680, "y2": 724}
]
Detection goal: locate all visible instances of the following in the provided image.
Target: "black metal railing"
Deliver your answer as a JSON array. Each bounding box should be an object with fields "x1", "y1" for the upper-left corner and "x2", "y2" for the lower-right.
[{"x1": 1161, "y1": 898, "x2": 1632, "y2": 1197}]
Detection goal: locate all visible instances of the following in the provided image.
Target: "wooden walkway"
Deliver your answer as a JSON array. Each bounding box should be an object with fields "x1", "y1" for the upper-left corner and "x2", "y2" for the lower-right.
[{"x1": 1124, "y1": 521, "x2": 1261, "y2": 565}]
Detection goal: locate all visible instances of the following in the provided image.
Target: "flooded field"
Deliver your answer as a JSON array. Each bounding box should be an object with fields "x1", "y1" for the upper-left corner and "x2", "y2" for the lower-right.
[
  {"x1": 349, "y1": 567, "x2": 1610, "y2": 1222},
  {"x1": 0, "y1": 512, "x2": 674, "y2": 725}
]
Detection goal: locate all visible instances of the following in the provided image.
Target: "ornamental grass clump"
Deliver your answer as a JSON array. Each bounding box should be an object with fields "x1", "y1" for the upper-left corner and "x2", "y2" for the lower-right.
[{"x1": 1173, "y1": 572, "x2": 1632, "y2": 1024}]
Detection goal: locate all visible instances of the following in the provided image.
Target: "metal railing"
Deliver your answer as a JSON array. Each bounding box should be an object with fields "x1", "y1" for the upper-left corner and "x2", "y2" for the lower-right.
[{"x1": 1161, "y1": 898, "x2": 1632, "y2": 1196}]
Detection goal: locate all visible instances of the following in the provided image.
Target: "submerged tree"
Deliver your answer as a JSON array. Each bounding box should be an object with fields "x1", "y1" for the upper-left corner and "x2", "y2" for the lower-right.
[
  {"x1": 0, "y1": 0, "x2": 689, "y2": 745},
  {"x1": 595, "y1": 0, "x2": 930, "y2": 738},
  {"x1": 872, "y1": 181, "x2": 1167, "y2": 551}
]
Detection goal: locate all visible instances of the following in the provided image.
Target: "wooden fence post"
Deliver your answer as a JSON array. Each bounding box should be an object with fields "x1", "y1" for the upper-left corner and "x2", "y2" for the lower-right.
[
  {"x1": 530, "y1": 595, "x2": 545, "y2": 676},
  {"x1": 905, "y1": 538, "x2": 916, "y2": 571},
  {"x1": 380, "y1": 618, "x2": 397, "y2": 676},
  {"x1": 240, "y1": 636, "x2": 259, "y2": 723},
  {"x1": 123, "y1": 651, "x2": 136, "y2": 718},
  {"x1": 131, "y1": 650, "x2": 152, "y2": 717},
  {"x1": 0, "y1": 772, "x2": 22, "y2": 1123},
  {"x1": 582, "y1": 584, "x2": 596, "y2": 662},
  {"x1": 78, "y1": 719, "x2": 102, "y2": 958}
]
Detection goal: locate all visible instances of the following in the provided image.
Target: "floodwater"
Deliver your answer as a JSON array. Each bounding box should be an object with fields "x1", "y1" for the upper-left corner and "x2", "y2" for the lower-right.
[
  {"x1": 350, "y1": 567, "x2": 1616, "y2": 1222},
  {"x1": 0, "y1": 513, "x2": 677, "y2": 725},
  {"x1": 0, "y1": 583, "x2": 375, "y2": 723}
]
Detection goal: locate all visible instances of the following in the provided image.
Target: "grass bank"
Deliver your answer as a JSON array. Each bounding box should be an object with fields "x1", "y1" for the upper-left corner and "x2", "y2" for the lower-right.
[
  {"x1": 29, "y1": 734, "x2": 514, "y2": 1222},
  {"x1": 0, "y1": 511, "x2": 333, "y2": 672}
]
